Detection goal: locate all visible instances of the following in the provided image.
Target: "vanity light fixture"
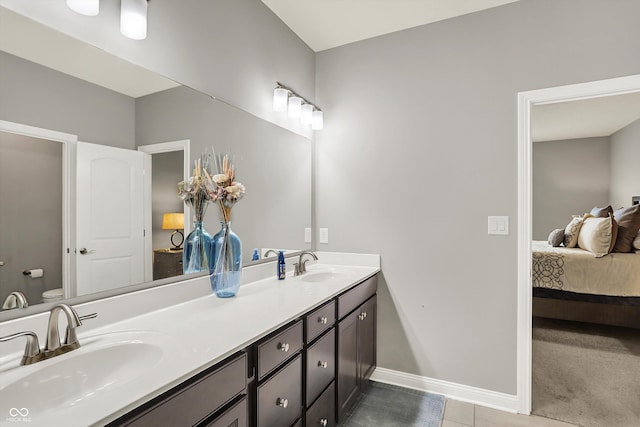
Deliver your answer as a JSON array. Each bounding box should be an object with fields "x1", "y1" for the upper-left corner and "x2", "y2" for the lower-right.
[
  {"x1": 120, "y1": 0, "x2": 148, "y2": 40},
  {"x1": 273, "y1": 82, "x2": 323, "y2": 130},
  {"x1": 67, "y1": 0, "x2": 99, "y2": 16},
  {"x1": 66, "y1": 0, "x2": 149, "y2": 40}
]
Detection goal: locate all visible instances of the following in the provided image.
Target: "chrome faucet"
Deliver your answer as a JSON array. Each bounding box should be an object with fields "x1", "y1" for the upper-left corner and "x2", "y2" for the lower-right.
[
  {"x1": 294, "y1": 251, "x2": 318, "y2": 276},
  {"x1": 0, "y1": 303, "x2": 97, "y2": 365},
  {"x1": 263, "y1": 249, "x2": 279, "y2": 258},
  {"x1": 2, "y1": 291, "x2": 29, "y2": 309}
]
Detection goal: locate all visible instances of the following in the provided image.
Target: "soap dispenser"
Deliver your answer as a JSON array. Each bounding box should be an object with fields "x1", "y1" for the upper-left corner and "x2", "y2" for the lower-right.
[
  {"x1": 277, "y1": 251, "x2": 286, "y2": 280},
  {"x1": 251, "y1": 248, "x2": 259, "y2": 261}
]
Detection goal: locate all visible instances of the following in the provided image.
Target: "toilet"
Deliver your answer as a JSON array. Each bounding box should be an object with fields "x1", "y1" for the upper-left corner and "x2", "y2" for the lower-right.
[{"x1": 42, "y1": 288, "x2": 64, "y2": 303}]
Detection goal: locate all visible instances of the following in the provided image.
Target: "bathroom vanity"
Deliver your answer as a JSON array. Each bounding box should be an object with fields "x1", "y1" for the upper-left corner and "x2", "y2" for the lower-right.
[{"x1": 0, "y1": 252, "x2": 379, "y2": 427}]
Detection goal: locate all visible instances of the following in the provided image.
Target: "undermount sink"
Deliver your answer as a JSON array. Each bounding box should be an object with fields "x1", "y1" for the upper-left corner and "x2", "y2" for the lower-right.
[
  {"x1": 299, "y1": 271, "x2": 346, "y2": 283},
  {"x1": 0, "y1": 331, "x2": 166, "y2": 415}
]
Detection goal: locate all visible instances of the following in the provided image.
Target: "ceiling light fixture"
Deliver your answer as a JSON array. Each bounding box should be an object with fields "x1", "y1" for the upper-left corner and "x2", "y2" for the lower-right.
[
  {"x1": 67, "y1": 0, "x2": 99, "y2": 16},
  {"x1": 66, "y1": 0, "x2": 149, "y2": 40},
  {"x1": 273, "y1": 82, "x2": 323, "y2": 130}
]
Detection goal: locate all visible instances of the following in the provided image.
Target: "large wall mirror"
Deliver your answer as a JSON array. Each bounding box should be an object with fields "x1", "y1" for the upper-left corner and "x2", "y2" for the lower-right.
[{"x1": 0, "y1": 7, "x2": 312, "y2": 318}]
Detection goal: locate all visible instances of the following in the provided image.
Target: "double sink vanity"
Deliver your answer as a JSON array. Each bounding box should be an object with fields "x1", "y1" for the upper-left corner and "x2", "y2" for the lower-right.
[{"x1": 0, "y1": 252, "x2": 380, "y2": 427}]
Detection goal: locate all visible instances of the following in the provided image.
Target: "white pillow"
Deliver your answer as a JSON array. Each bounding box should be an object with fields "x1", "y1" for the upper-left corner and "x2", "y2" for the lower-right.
[
  {"x1": 564, "y1": 215, "x2": 586, "y2": 248},
  {"x1": 578, "y1": 216, "x2": 615, "y2": 257}
]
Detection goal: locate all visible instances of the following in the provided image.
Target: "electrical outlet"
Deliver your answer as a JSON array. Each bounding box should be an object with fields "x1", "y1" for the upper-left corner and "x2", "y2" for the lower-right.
[
  {"x1": 319, "y1": 228, "x2": 329, "y2": 244},
  {"x1": 304, "y1": 228, "x2": 312, "y2": 243}
]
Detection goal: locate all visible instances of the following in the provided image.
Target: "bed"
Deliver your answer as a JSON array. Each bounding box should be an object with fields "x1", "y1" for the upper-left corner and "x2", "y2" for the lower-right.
[{"x1": 532, "y1": 240, "x2": 640, "y2": 328}]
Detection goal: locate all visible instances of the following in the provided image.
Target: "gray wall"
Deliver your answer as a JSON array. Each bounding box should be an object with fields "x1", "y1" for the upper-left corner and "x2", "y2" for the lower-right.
[
  {"x1": 610, "y1": 118, "x2": 640, "y2": 208},
  {"x1": 0, "y1": 132, "x2": 62, "y2": 305},
  {"x1": 151, "y1": 151, "x2": 184, "y2": 250},
  {"x1": 315, "y1": 0, "x2": 640, "y2": 394},
  {"x1": 0, "y1": 51, "x2": 135, "y2": 148},
  {"x1": 533, "y1": 137, "x2": 611, "y2": 240}
]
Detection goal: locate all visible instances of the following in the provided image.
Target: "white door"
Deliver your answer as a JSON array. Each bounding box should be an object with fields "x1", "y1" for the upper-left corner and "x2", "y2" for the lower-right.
[{"x1": 76, "y1": 142, "x2": 147, "y2": 295}]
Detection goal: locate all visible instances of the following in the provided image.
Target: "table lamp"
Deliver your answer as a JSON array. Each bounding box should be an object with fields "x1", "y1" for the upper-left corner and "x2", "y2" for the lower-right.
[{"x1": 162, "y1": 212, "x2": 185, "y2": 250}]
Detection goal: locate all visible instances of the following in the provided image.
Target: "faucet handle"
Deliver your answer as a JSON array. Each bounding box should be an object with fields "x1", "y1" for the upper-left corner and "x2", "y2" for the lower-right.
[
  {"x1": 0, "y1": 331, "x2": 42, "y2": 365},
  {"x1": 78, "y1": 312, "x2": 98, "y2": 323}
]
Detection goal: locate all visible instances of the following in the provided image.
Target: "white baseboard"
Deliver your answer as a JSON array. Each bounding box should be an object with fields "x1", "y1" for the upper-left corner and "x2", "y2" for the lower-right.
[{"x1": 370, "y1": 367, "x2": 520, "y2": 413}]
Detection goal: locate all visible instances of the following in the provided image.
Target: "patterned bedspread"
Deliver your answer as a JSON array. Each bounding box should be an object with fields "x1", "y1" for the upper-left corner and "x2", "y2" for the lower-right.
[{"x1": 532, "y1": 241, "x2": 640, "y2": 297}]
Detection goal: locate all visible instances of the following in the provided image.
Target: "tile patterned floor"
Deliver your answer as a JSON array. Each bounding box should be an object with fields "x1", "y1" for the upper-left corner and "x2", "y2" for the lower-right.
[{"x1": 441, "y1": 399, "x2": 579, "y2": 427}]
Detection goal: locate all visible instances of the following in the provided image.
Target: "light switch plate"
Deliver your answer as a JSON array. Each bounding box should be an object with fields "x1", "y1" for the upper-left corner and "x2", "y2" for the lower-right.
[
  {"x1": 488, "y1": 216, "x2": 509, "y2": 235},
  {"x1": 304, "y1": 228, "x2": 312, "y2": 243},
  {"x1": 319, "y1": 228, "x2": 329, "y2": 244}
]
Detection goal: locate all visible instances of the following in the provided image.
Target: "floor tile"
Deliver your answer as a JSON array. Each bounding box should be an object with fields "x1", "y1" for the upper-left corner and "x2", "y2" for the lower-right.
[
  {"x1": 475, "y1": 406, "x2": 579, "y2": 427},
  {"x1": 443, "y1": 400, "x2": 474, "y2": 425}
]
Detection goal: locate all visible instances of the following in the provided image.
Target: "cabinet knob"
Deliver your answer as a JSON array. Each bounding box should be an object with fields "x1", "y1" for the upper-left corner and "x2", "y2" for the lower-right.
[
  {"x1": 277, "y1": 342, "x2": 290, "y2": 352},
  {"x1": 276, "y1": 397, "x2": 289, "y2": 408},
  {"x1": 358, "y1": 313, "x2": 364, "y2": 321},
  {"x1": 319, "y1": 418, "x2": 328, "y2": 426},
  {"x1": 318, "y1": 316, "x2": 328, "y2": 324},
  {"x1": 318, "y1": 361, "x2": 328, "y2": 369}
]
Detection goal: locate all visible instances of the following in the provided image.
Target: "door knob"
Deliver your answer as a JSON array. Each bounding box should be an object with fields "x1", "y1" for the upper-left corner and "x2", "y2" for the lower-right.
[{"x1": 79, "y1": 248, "x2": 95, "y2": 255}]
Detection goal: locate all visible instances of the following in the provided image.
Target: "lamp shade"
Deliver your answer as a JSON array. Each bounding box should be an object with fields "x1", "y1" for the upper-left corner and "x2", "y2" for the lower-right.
[
  {"x1": 162, "y1": 213, "x2": 184, "y2": 230},
  {"x1": 67, "y1": 0, "x2": 99, "y2": 16},
  {"x1": 312, "y1": 110, "x2": 324, "y2": 130},
  {"x1": 301, "y1": 104, "x2": 314, "y2": 124},
  {"x1": 273, "y1": 88, "x2": 288, "y2": 112},
  {"x1": 121, "y1": 0, "x2": 148, "y2": 40},
  {"x1": 288, "y1": 96, "x2": 302, "y2": 118}
]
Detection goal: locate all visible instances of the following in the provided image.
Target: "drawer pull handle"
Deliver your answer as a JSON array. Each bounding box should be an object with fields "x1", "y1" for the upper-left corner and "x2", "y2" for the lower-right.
[
  {"x1": 277, "y1": 342, "x2": 290, "y2": 352},
  {"x1": 318, "y1": 361, "x2": 328, "y2": 369},
  {"x1": 319, "y1": 418, "x2": 328, "y2": 426},
  {"x1": 318, "y1": 316, "x2": 328, "y2": 324},
  {"x1": 276, "y1": 397, "x2": 289, "y2": 408}
]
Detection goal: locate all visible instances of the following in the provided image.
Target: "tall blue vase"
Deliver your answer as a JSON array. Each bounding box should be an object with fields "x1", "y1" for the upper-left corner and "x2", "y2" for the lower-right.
[
  {"x1": 209, "y1": 221, "x2": 242, "y2": 298},
  {"x1": 183, "y1": 221, "x2": 213, "y2": 274}
]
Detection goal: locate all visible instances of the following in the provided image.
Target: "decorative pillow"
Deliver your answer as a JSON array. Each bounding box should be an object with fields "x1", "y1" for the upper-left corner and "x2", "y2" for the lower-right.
[
  {"x1": 577, "y1": 216, "x2": 616, "y2": 257},
  {"x1": 590, "y1": 205, "x2": 613, "y2": 218},
  {"x1": 563, "y1": 215, "x2": 586, "y2": 248},
  {"x1": 612, "y1": 205, "x2": 640, "y2": 253},
  {"x1": 548, "y1": 229, "x2": 565, "y2": 247},
  {"x1": 634, "y1": 230, "x2": 640, "y2": 250}
]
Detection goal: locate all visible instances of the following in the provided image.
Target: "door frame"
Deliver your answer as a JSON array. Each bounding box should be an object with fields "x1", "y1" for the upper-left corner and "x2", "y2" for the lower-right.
[
  {"x1": 0, "y1": 120, "x2": 77, "y2": 298},
  {"x1": 138, "y1": 139, "x2": 190, "y2": 282},
  {"x1": 516, "y1": 74, "x2": 640, "y2": 414}
]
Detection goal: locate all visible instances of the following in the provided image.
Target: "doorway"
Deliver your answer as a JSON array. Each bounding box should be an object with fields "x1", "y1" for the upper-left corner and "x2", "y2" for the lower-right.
[{"x1": 516, "y1": 74, "x2": 640, "y2": 414}]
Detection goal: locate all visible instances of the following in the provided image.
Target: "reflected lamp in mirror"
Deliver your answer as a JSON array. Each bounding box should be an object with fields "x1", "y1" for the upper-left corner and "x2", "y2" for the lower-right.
[{"x1": 162, "y1": 213, "x2": 184, "y2": 251}]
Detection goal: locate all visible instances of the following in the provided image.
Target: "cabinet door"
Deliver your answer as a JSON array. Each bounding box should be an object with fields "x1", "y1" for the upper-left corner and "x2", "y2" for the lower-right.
[
  {"x1": 337, "y1": 310, "x2": 359, "y2": 423},
  {"x1": 257, "y1": 356, "x2": 302, "y2": 427},
  {"x1": 358, "y1": 296, "x2": 377, "y2": 383}
]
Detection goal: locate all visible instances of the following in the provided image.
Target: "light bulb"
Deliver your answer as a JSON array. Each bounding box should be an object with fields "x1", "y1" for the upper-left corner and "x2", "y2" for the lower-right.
[
  {"x1": 301, "y1": 104, "x2": 314, "y2": 124},
  {"x1": 288, "y1": 96, "x2": 302, "y2": 118},
  {"x1": 312, "y1": 110, "x2": 324, "y2": 130},
  {"x1": 273, "y1": 88, "x2": 288, "y2": 112},
  {"x1": 121, "y1": 0, "x2": 148, "y2": 40},
  {"x1": 67, "y1": 0, "x2": 99, "y2": 16}
]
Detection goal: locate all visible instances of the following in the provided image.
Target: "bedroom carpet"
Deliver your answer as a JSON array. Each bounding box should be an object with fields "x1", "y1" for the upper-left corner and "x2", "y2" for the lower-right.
[
  {"x1": 342, "y1": 381, "x2": 446, "y2": 427},
  {"x1": 532, "y1": 318, "x2": 640, "y2": 427}
]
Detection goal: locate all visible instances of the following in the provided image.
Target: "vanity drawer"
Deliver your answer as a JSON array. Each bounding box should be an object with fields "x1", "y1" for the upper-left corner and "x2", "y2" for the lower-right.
[
  {"x1": 257, "y1": 355, "x2": 302, "y2": 427},
  {"x1": 122, "y1": 353, "x2": 247, "y2": 427},
  {"x1": 306, "y1": 328, "x2": 335, "y2": 407},
  {"x1": 338, "y1": 275, "x2": 377, "y2": 319},
  {"x1": 258, "y1": 320, "x2": 303, "y2": 380},
  {"x1": 306, "y1": 382, "x2": 335, "y2": 427},
  {"x1": 305, "y1": 300, "x2": 335, "y2": 343},
  {"x1": 202, "y1": 396, "x2": 247, "y2": 427}
]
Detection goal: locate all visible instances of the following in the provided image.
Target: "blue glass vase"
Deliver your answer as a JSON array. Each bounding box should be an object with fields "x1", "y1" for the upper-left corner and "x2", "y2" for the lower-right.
[
  {"x1": 209, "y1": 221, "x2": 242, "y2": 298},
  {"x1": 183, "y1": 221, "x2": 213, "y2": 274}
]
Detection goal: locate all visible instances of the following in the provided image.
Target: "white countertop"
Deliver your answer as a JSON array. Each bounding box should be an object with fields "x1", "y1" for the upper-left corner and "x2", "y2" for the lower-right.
[{"x1": 0, "y1": 253, "x2": 379, "y2": 426}]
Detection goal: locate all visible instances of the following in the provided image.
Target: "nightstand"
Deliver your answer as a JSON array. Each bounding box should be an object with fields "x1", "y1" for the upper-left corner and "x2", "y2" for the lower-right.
[{"x1": 153, "y1": 249, "x2": 183, "y2": 280}]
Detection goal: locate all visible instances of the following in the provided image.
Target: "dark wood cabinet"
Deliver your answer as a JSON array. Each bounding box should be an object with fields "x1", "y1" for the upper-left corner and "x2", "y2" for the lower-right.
[
  {"x1": 306, "y1": 382, "x2": 335, "y2": 427},
  {"x1": 153, "y1": 249, "x2": 183, "y2": 280},
  {"x1": 336, "y1": 276, "x2": 377, "y2": 424},
  {"x1": 257, "y1": 355, "x2": 302, "y2": 427}
]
